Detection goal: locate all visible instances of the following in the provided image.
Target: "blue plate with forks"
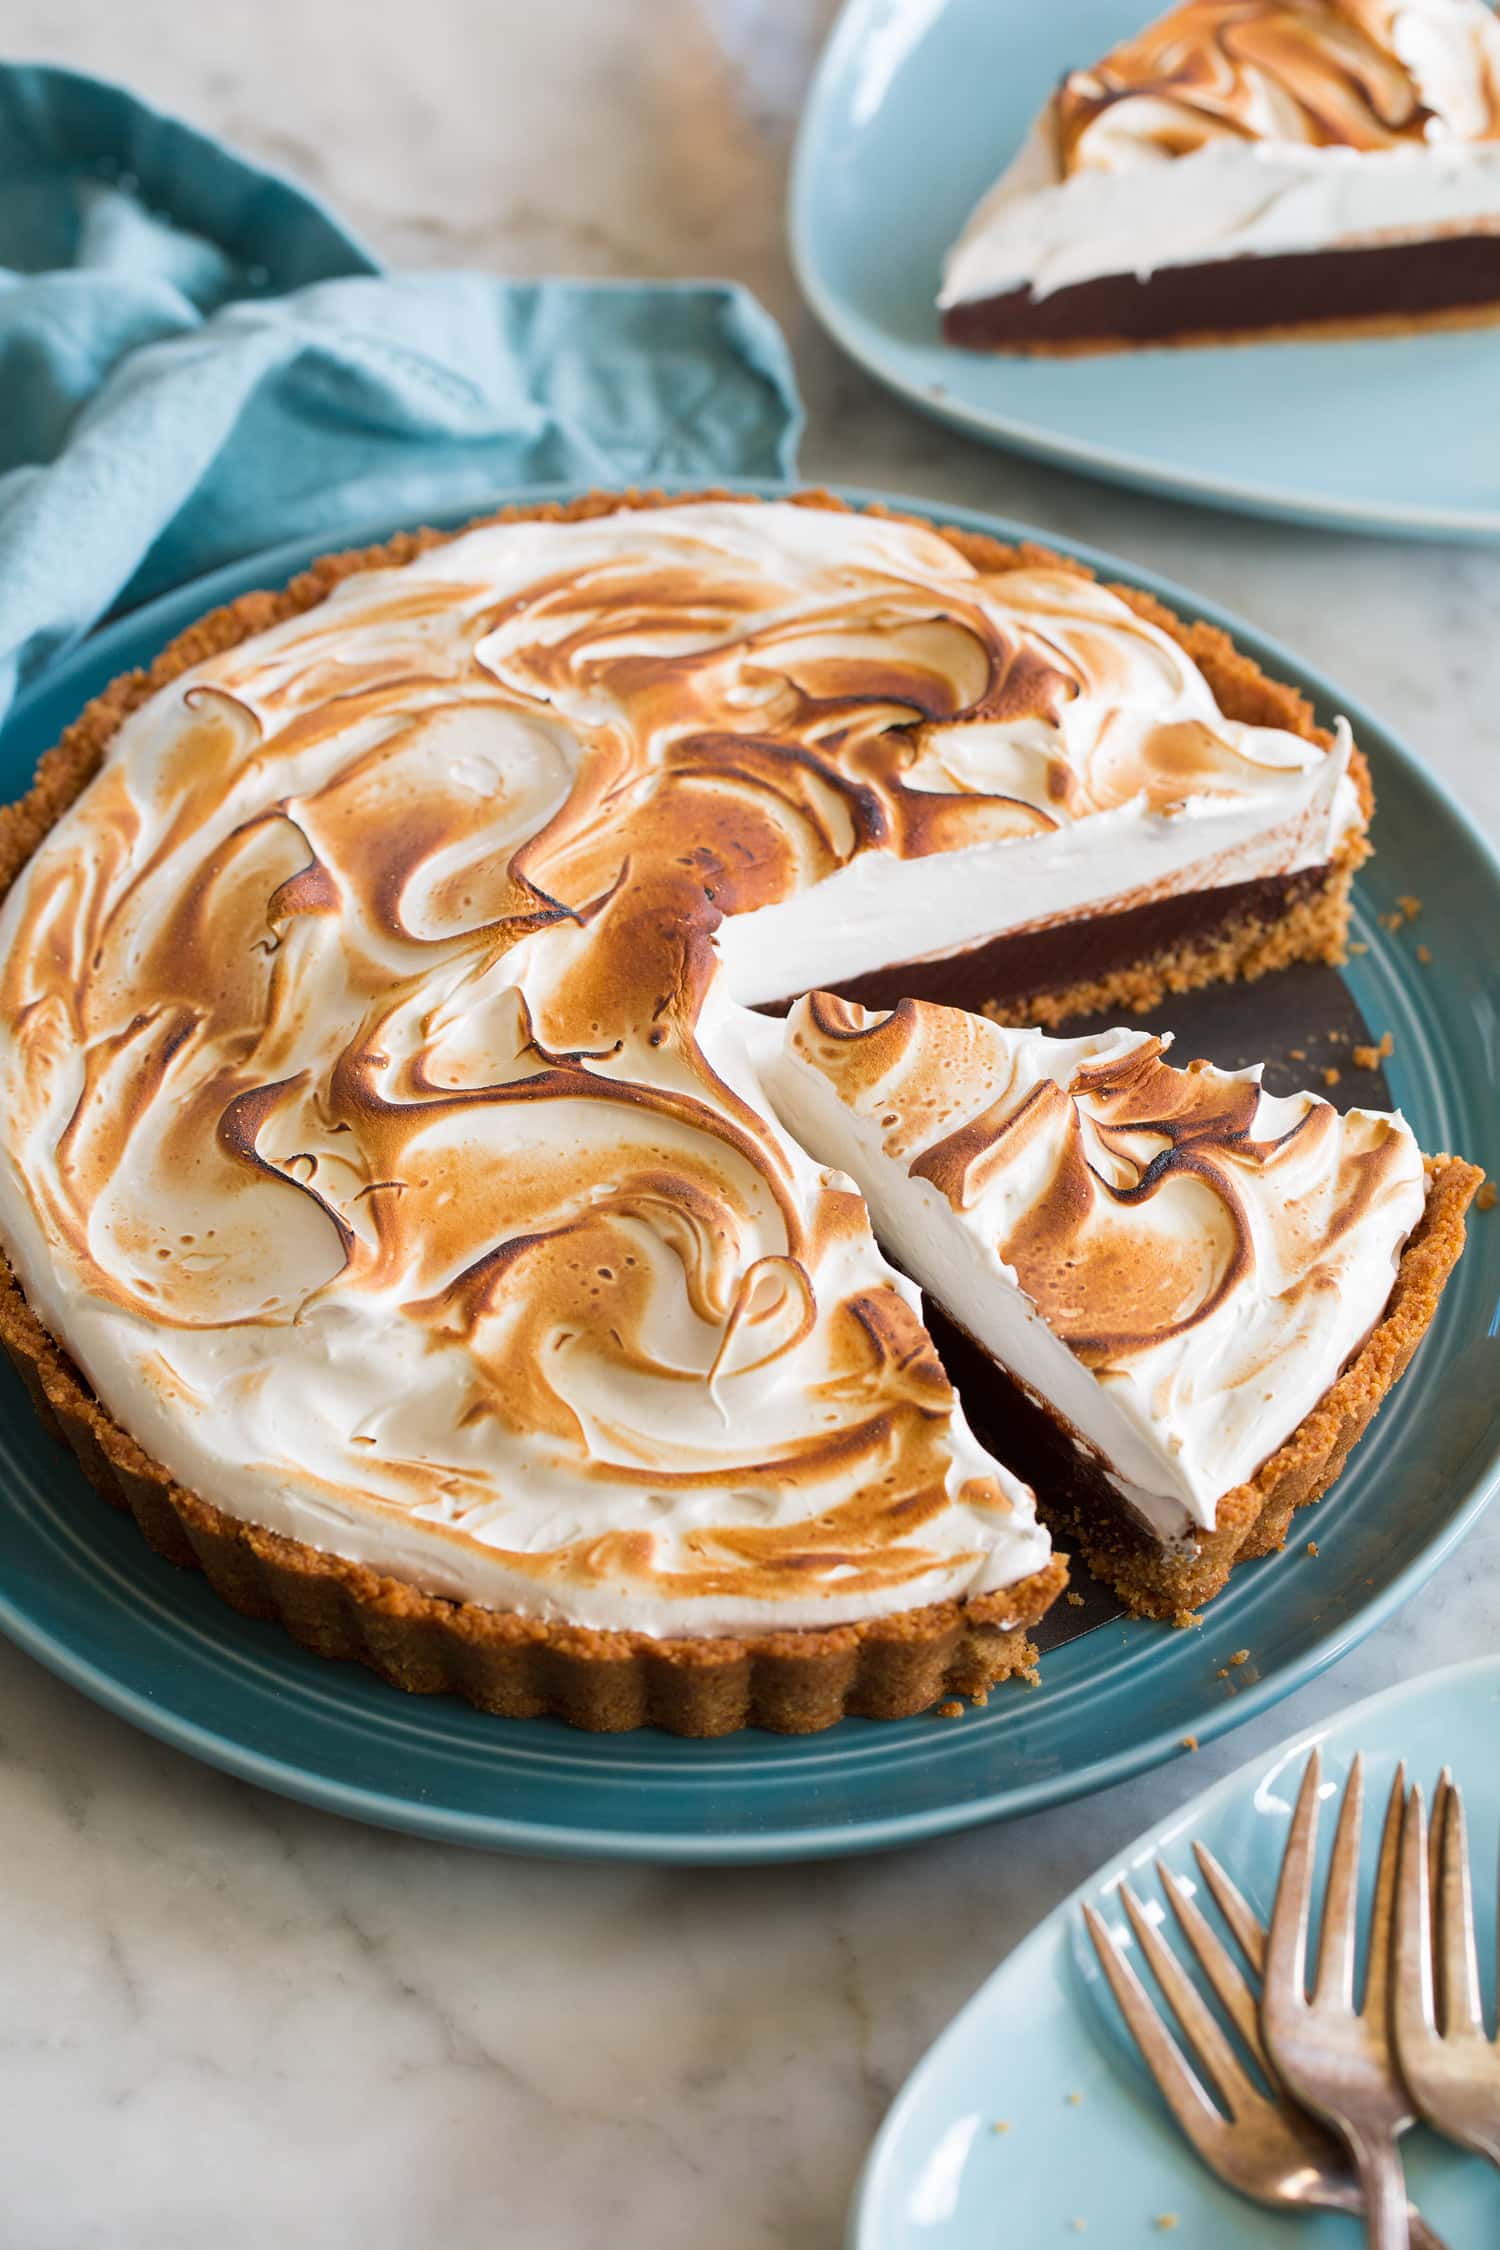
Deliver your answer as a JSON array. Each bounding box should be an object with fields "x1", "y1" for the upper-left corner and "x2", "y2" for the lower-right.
[{"x1": 853, "y1": 1656, "x2": 1500, "y2": 2244}]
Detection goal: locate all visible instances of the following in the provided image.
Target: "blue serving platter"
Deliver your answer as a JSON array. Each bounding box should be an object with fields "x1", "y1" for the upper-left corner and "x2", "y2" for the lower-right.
[
  {"x1": 791, "y1": 0, "x2": 1500, "y2": 539},
  {"x1": 852, "y1": 1655, "x2": 1500, "y2": 2246},
  {"x1": 0, "y1": 481, "x2": 1497, "y2": 1864}
]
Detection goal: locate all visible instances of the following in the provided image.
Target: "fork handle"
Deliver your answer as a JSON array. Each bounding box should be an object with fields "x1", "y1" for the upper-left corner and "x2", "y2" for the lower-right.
[
  {"x1": 1409, "y1": 2213, "x2": 1451, "y2": 2250},
  {"x1": 1349, "y1": 2134, "x2": 1410, "y2": 2250}
]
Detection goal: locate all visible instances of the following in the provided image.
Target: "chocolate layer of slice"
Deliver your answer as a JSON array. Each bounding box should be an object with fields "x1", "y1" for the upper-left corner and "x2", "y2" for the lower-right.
[{"x1": 942, "y1": 235, "x2": 1500, "y2": 356}]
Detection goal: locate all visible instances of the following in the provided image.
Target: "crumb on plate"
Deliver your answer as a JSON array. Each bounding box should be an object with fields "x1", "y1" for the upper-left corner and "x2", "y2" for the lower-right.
[{"x1": 1352, "y1": 1031, "x2": 1394, "y2": 1071}]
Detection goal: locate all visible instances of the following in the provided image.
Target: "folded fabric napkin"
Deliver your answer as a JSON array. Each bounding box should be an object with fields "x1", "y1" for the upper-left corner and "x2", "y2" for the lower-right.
[{"x1": 0, "y1": 63, "x2": 803, "y2": 720}]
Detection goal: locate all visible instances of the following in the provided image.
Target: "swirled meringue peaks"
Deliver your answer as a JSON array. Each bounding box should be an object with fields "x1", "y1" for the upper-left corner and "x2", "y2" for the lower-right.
[
  {"x1": 940, "y1": 0, "x2": 1500, "y2": 331},
  {"x1": 0, "y1": 811, "x2": 1052, "y2": 1635},
  {"x1": 767, "y1": 992, "x2": 1426, "y2": 1540}
]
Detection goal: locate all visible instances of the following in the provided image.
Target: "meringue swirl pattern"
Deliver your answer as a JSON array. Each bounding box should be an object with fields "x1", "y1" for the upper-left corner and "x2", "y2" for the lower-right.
[
  {"x1": 0, "y1": 499, "x2": 1361, "y2": 1632},
  {"x1": 768, "y1": 993, "x2": 1426, "y2": 1540}
]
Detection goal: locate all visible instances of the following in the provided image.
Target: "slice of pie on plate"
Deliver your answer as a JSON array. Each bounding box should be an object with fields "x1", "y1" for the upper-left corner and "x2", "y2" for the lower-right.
[
  {"x1": 765, "y1": 991, "x2": 1482, "y2": 1617},
  {"x1": 940, "y1": 0, "x2": 1500, "y2": 355}
]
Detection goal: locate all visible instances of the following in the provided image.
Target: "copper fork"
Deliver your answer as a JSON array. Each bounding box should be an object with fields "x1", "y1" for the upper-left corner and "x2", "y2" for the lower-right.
[
  {"x1": 1083, "y1": 1845, "x2": 1445, "y2": 2245},
  {"x1": 1394, "y1": 1773, "x2": 1500, "y2": 2168},
  {"x1": 1262, "y1": 1749, "x2": 1414, "y2": 2250}
]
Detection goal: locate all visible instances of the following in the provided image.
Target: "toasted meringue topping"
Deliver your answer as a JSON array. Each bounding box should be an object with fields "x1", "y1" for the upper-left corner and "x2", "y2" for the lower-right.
[
  {"x1": 768, "y1": 994, "x2": 1426, "y2": 1537},
  {"x1": 0, "y1": 500, "x2": 1361, "y2": 1628},
  {"x1": 941, "y1": 0, "x2": 1500, "y2": 310}
]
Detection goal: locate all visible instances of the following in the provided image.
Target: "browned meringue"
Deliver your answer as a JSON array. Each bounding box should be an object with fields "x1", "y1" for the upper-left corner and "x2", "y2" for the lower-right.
[
  {"x1": 767, "y1": 993, "x2": 1426, "y2": 1539},
  {"x1": 1056, "y1": 0, "x2": 1500, "y2": 170}
]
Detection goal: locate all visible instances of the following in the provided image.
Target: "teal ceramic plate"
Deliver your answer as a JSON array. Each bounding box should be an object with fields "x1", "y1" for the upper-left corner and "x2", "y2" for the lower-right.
[
  {"x1": 852, "y1": 1655, "x2": 1500, "y2": 2245},
  {"x1": 791, "y1": 0, "x2": 1500, "y2": 539},
  {"x1": 1, "y1": 482, "x2": 1498, "y2": 1864}
]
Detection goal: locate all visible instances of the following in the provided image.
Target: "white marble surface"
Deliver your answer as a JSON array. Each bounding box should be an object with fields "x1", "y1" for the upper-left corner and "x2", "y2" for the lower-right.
[{"x1": 3, "y1": 4, "x2": 1499, "y2": 2244}]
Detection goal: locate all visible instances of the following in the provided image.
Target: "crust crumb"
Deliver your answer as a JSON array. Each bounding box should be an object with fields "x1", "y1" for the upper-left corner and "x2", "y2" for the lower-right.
[
  {"x1": 1352, "y1": 1032, "x2": 1394, "y2": 1071},
  {"x1": 1180, "y1": 1734, "x2": 1199, "y2": 1752},
  {"x1": 1307, "y1": 1540, "x2": 1320, "y2": 1557},
  {"x1": 1155, "y1": 2218, "x2": 1180, "y2": 2233},
  {"x1": 991, "y1": 2120, "x2": 1010, "y2": 2135},
  {"x1": 1396, "y1": 893, "x2": 1423, "y2": 920},
  {"x1": 1477, "y1": 1180, "x2": 1497, "y2": 1213},
  {"x1": 1066, "y1": 1590, "x2": 1086, "y2": 1607},
  {"x1": 1348, "y1": 940, "x2": 1369, "y2": 954},
  {"x1": 1229, "y1": 1648, "x2": 1249, "y2": 1666},
  {"x1": 935, "y1": 1699, "x2": 965, "y2": 1720},
  {"x1": 1322, "y1": 1066, "x2": 1341, "y2": 1087},
  {"x1": 1066, "y1": 2091, "x2": 1084, "y2": 2106},
  {"x1": 1289, "y1": 1047, "x2": 1307, "y2": 1061}
]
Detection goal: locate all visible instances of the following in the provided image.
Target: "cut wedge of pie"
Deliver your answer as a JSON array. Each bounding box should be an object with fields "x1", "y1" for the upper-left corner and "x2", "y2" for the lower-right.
[
  {"x1": 941, "y1": 0, "x2": 1500, "y2": 355},
  {"x1": 765, "y1": 991, "x2": 1481, "y2": 1616}
]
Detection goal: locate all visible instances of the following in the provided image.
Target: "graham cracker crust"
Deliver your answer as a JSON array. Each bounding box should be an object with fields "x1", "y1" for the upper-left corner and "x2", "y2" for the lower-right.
[
  {"x1": 0, "y1": 488, "x2": 1377, "y2": 1729},
  {"x1": 980, "y1": 836, "x2": 1363, "y2": 1031},
  {"x1": 1032, "y1": 1153, "x2": 1483, "y2": 1620},
  {"x1": 0, "y1": 1251, "x2": 1065, "y2": 1735}
]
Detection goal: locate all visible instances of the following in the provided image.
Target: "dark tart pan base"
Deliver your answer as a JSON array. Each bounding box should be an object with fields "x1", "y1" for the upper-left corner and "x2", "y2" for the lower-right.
[{"x1": 943, "y1": 233, "x2": 1500, "y2": 358}]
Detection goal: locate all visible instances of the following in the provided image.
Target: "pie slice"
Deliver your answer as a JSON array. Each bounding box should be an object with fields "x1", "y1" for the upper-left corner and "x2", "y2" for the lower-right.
[
  {"x1": 940, "y1": 0, "x2": 1500, "y2": 355},
  {"x1": 765, "y1": 991, "x2": 1482, "y2": 1616}
]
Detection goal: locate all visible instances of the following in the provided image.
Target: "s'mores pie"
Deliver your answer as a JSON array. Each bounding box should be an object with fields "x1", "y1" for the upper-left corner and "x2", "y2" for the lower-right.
[{"x1": 941, "y1": 0, "x2": 1500, "y2": 355}]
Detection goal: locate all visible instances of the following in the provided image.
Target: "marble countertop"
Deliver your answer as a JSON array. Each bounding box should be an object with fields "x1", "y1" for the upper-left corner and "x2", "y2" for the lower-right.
[{"x1": 3, "y1": 4, "x2": 1498, "y2": 2244}]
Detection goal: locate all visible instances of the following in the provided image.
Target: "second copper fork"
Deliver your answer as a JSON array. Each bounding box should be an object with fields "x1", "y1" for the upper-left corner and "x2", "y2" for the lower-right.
[
  {"x1": 1395, "y1": 1774, "x2": 1500, "y2": 2168},
  {"x1": 1262, "y1": 1749, "x2": 1414, "y2": 2250}
]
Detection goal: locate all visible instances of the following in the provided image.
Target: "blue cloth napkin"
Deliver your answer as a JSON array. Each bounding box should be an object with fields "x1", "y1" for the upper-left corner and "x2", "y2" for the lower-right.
[{"x1": 0, "y1": 64, "x2": 803, "y2": 718}]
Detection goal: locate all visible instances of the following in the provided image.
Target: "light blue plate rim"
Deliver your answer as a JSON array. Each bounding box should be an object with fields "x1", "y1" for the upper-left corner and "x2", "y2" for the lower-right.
[
  {"x1": 850, "y1": 1653, "x2": 1500, "y2": 2245},
  {"x1": 789, "y1": 0, "x2": 1500, "y2": 542},
  {"x1": 0, "y1": 476, "x2": 1497, "y2": 1864}
]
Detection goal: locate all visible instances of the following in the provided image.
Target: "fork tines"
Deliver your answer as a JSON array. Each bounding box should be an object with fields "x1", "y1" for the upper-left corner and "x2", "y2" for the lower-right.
[{"x1": 1394, "y1": 1774, "x2": 1500, "y2": 2169}]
